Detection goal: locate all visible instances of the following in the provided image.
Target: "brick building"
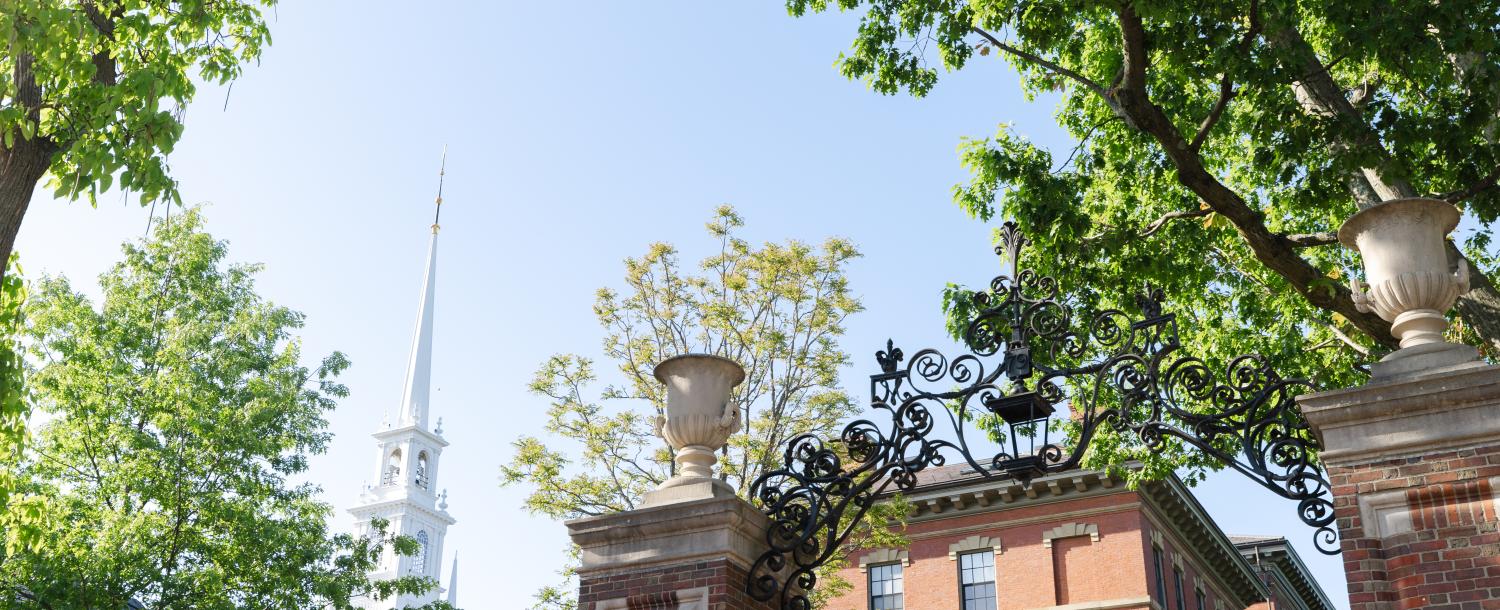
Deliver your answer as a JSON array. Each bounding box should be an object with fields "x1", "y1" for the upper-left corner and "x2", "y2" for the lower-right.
[{"x1": 824, "y1": 466, "x2": 1333, "y2": 610}]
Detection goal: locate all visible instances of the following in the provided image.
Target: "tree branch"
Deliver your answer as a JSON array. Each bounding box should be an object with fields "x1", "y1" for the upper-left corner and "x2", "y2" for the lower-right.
[
  {"x1": 1141, "y1": 208, "x2": 1212, "y2": 238},
  {"x1": 1267, "y1": 25, "x2": 1418, "y2": 203},
  {"x1": 1107, "y1": 4, "x2": 1398, "y2": 348},
  {"x1": 1310, "y1": 316, "x2": 1373, "y2": 357},
  {"x1": 1434, "y1": 163, "x2": 1500, "y2": 203},
  {"x1": 79, "y1": 2, "x2": 120, "y2": 86},
  {"x1": 1190, "y1": 0, "x2": 1261, "y2": 153},
  {"x1": 1055, "y1": 116, "x2": 1118, "y2": 173},
  {"x1": 971, "y1": 26, "x2": 1114, "y2": 104},
  {"x1": 1284, "y1": 232, "x2": 1339, "y2": 247}
]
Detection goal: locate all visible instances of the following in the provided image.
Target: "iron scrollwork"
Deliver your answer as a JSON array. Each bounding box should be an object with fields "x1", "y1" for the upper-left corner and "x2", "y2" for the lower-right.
[{"x1": 746, "y1": 222, "x2": 1337, "y2": 610}]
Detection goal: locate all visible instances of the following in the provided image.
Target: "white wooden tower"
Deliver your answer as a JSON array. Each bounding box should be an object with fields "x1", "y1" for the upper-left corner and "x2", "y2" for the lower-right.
[{"x1": 350, "y1": 153, "x2": 458, "y2": 608}]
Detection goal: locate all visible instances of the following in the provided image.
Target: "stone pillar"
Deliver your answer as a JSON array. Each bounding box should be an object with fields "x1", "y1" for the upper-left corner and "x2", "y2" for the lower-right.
[
  {"x1": 1301, "y1": 364, "x2": 1500, "y2": 610},
  {"x1": 566, "y1": 496, "x2": 777, "y2": 610},
  {"x1": 1298, "y1": 197, "x2": 1500, "y2": 609},
  {"x1": 566, "y1": 354, "x2": 778, "y2": 610}
]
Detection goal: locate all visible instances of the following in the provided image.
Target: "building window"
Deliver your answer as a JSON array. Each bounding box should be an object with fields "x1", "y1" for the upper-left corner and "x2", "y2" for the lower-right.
[
  {"x1": 1174, "y1": 566, "x2": 1186, "y2": 610},
  {"x1": 959, "y1": 550, "x2": 996, "y2": 610},
  {"x1": 1196, "y1": 587, "x2": 1206, "y2": 610},
  {"x1": 412, "y1": 530, "x2": 429, "y2": 575},
  {"x1": 868, "y1": 563, "x2": 903, "y2": 610},
  {"x1": 1153, "y1": 546, "x2": 1166, "y2": 604}
]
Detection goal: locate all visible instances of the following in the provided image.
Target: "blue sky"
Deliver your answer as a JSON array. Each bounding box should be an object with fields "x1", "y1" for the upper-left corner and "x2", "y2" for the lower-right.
[{"x1": 17, "y1": 2, "x2": 1348, "y2": 608}]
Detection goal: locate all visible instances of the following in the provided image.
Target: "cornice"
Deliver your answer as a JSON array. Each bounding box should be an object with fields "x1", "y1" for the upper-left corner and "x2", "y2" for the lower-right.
[
  {"x1": 372, "y1": 424, "x2": 450, "y2": 448},
  {"x1": 900, "y1": 469, "x2": 1129, "y2": 522},
  {"x1": 349, "y1": 497, "x2": 457, "y2": 526},
  {"x1": 1235, "y1": 538, "x2": 1334, "y2": 610},
  {"x1": 1137, "y1": 478, "x2": 1266, "y2": 609}
]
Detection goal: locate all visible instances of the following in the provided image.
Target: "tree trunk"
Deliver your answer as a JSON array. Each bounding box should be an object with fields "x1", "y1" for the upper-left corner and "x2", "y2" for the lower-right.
[
  {"x1": 1449, "y1": 242, "x2": 1500, "y2": 355},
  {"x1": 1264, "y1": 23, "x2": 1500, "y2": 354},
  {"x1": 0, "y1": 136, "x2": 53, "y2": 283},
  {"x1": 1, "y1": 51, "x2": 56, "y2": 285}
]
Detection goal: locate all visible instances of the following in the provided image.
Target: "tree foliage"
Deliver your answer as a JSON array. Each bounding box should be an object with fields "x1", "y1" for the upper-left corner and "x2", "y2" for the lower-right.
[
  {"x1": 0, "y1": 0, "x2": 277, "y2": 283},
  {"x1": 500, "y1": 206, "x2": 897, "y2": 609},
  {"x1": 0, "y1": 210, "x2": 452, "y2": 609},
  {"x1": 0, "y1": 255, "x2": 32, "y2": 557},
  {"x1": 788, "y1": 0, "x2": 1500, "y2": 480}
]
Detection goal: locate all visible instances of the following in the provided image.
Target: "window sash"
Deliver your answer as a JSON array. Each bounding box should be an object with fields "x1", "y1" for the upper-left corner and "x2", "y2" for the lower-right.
[
  {"x1": 958, "y1": 550, "x2": 996, "y2": 610},
  {"x1": 1174, "y1": 567, "x2": 1186, "y2": 610},
  {"x1": 1153, "y1": 547, "x2": 1167, "y2": 604},
  {"x1": 868, "y1": 562, "x2": 904, "y2": 610}
]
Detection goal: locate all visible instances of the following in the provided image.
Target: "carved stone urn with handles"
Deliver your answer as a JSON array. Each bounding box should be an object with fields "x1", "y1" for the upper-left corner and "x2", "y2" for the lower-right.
[
  {"x1": 1340, "y1": 197, "x2": 1477, "y2": 375},
  {"x1": 643, "y1": 353, "x2": 746, "y2": 506}
]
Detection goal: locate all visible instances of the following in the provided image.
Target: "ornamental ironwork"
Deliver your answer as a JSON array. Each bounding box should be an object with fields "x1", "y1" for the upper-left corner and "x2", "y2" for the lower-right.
[{"x1": 745, "y1": 222, "x2": 1337, "y2": 610}]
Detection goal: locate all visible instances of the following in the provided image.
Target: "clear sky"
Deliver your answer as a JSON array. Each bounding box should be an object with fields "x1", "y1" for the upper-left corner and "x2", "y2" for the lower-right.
[{"x1": 16, "y1": 2, "x2": 1348, "y2": 608}]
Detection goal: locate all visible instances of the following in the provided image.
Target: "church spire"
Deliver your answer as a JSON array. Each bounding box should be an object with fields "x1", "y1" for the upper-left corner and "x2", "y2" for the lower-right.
[
  {"x1": 446, "y1": 553, "x2": 459, "y2": 606},
  {"x1": 398, "y1": 149, "x2": 445, "y2": 429}
]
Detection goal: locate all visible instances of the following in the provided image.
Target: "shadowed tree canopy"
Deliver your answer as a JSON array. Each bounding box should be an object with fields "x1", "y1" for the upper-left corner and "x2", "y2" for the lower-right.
[
  {"x1": 0, "y1": 0, "x2": 276, "y2": 283},
  {"x1": 0, "y1": 209, "x2": 454, "y2": 609},
  {"x1": 784, "y1": 0, "x2": 1500, "y2": 480}
]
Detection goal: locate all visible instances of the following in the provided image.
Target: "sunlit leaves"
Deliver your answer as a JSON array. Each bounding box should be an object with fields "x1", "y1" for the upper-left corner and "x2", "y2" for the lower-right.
[
  {"x1": 780, "y1": 0, "x2": 1500, "y2": 483},
  {"x1": 501, "y1": 206, "x2": 891, "y2": 610},
  {"x1": 1, "y1": 210, "x2": 453, "y2": 609},
  {"x1": 1, "y1": 0, "x2": 275, "y2": 207}
]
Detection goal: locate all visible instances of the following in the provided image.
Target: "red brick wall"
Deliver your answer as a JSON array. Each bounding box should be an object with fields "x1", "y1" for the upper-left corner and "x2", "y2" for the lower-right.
[
  {"x1": 577, "y1": 558, "x2": 778, "y2": 610},
  {"x1": 1329, "y1": 445, "x2": 1500, "y2": 610},
  {"x1": 1053, "y1": 535, "x2": 1090, "y2": 604},
  {"x1": 824, "y1": 492, "x2": 1158, "y2": 610},
  {"x1": 1142, "y1": 517, "x2": 1231, "y2": 610}
]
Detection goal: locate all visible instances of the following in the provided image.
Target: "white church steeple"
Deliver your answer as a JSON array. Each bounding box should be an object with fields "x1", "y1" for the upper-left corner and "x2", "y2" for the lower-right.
[
  {"x1": 446, "y1": 554, "x2": 459, "y2": 606},
  {"x1": 398, "y1": 151, "x2": 443, "y2": 429},
  {"x1": 350, "y1": 151, "x2": 458, "y2": 609}
]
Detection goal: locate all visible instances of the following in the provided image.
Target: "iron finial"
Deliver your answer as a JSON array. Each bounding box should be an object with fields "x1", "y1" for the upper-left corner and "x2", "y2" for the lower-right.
[{"x1": 432, "y1": 145, "x2": 446, "y2": 234}]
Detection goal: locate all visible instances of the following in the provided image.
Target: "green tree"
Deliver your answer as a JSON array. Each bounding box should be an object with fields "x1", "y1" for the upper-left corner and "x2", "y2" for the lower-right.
[
  {"x1": 0, "y1": 209, "x2": 452, "y2": 609},
  {"x1": 0, "y1": 0, "x2": 277, "y2": 282},
  {"x1": 0, "y1": 255, "x2": 31, "y2": 556},
  {"x1": 500, "y1": 206, "x2": 896, "y2": 610},
  {"x1": 786, "y1": 0, "x2": 1500, "y2": 478}
]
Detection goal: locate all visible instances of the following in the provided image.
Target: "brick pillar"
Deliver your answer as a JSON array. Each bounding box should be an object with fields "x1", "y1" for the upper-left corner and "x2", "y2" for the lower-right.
[
  {"x1": 566, "y1": 495, "x2": 779, "y2": 610},
  {"x1": 1300, "y1": 355, "x2": 1500, "y2": 610}
]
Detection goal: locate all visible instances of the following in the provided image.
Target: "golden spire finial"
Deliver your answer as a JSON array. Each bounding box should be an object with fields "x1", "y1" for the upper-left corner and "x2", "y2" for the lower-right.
[{"x1": 432, "y1": 145, "x2": 446, "y2": 234}]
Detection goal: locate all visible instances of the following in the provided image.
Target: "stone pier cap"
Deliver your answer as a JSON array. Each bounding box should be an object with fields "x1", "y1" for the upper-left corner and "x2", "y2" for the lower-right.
[
  {"x1": 566, "y1": 494, "x2": 771, "y2": 576},
  {"x1": 1298, "y1": 362, "x2": 1500, "y2": 466}
]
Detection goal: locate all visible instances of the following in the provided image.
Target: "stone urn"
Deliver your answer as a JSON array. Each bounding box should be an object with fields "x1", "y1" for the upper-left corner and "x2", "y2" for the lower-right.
[
  {"x1": 650, "y1": 353, "x2": 745, "y2": 496},
  {"x1": 1339, "y1": 197, "x2": 1469, "y2": 351}
]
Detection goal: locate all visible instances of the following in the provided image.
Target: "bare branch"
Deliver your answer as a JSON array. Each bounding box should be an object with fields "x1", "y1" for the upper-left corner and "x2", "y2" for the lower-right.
[
  {"x1": 1055, "y1": 116, "x2": 1119, "y2": 173},
  {"x1": 1284, "y1": 232, "x2": 1339, "y2": 248},
  {"x1": 1310, "y1": 316, "x2": 1372, "y2": 357},
  {"x1": 1143, "y1": 208, "x2": 1212, "y2": 237}
]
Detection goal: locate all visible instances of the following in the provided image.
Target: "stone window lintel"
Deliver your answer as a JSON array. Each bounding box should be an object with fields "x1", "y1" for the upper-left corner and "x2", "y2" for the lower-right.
[{"x1": 1042, "y1": 522, "x2": 1100, "y2": 548}]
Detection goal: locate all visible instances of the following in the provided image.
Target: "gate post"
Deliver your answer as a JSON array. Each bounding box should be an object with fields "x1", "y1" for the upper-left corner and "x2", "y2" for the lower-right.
[
  {"x1": 565, "y1": 354, "x2": 778, "y2": 610},
  {"x1": 1299, "y1": 198, "x2": 1500, "y2": 610},
  {"x1": 566, "y1": 495, "x2": 777, "y2": 610},
  {"x1": 1301, "y1": 360, "x2": 1500, "y2": 609}
]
